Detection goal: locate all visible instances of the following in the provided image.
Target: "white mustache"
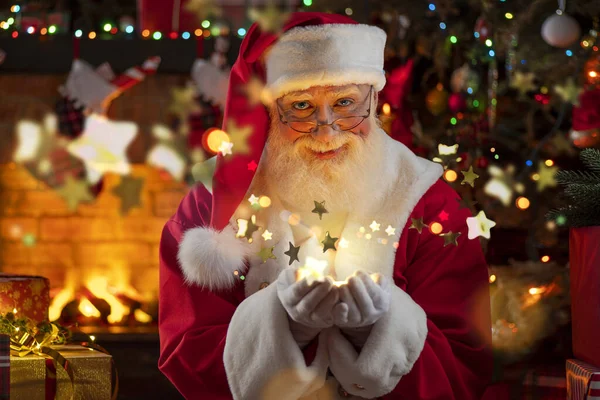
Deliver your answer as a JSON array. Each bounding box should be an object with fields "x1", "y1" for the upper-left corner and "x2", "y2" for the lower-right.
[{"x1": 296, "y1": 134, "x2": 353, "y2": 153}]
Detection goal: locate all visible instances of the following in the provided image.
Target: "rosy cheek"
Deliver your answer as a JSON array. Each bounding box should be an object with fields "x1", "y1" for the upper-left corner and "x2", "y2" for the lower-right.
[
  {"x1": 281, "y1": 124, "x2": 304, "y2": 143},
  {"x1": 354, "y1": 118, "x2": 372, "y2": 138}
]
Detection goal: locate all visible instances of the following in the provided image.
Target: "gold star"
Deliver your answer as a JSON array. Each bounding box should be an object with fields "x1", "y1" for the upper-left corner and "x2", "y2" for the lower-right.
[
  {"x1": 168, "y1": 85, "x2": 199, "y2": 121},
  {"x1": 369, "y1": 220, "x2": 381, "y2": 232},
  {"x1": 555, "y1": 77, "x2": 583, "y2": 106},
  {"x1": 218, "y1": 141, "x2": 233, "y2": 156},
  {"x1": 236, "y1": 215, "x2": 260, "y2": 243},
  {"x1": 484, "y1": 165, "x2": 518, "y2": 206},
  {"x1": 248, "y1": 4, "x2": 290, "y2": 34},
  {"x1": 312, "y1": 200, "x2": 329, "y2": 220},
  {"x1": 225, "y1": 120, "x2": 253, "y2": 155},
  {"x1": 67, "y1": 114, "x2": 137, "y2": 184},
  {"x1": 536, "y1": 161, "x2": 558, "y2": 191},
  {"x1": 297, "y1": 257, "x2": 328, "y2": 285},
  {"x1": 510, "y1": 71, "x2": 537, "y2": 96},
  {"x1": 440, "y1": 231, "x2": 462, "y2": 247},
  {"x1": 258, "y1": 246, "x2": 276, "y2": 263},
  {"x1": 385, "y1": 225, "x2": 396, "y2": 236},
  {"x1": 185, "y1": 0, "x2": 222, "y2": 22},
  {"x1": 409, "y1": 217, "x2": 428, "y2": 234},
  {"x1": 248, "y1": 194, "x2": 260, "y2": 205},
  {"x1": 466, "y1": 210, "x2": 496, "y2": 239},
  {"x1": 438, "y1": 143, "x2": 459, "y2": 156},
  {"x1": 284, "y1": 242, "x2": 301, "y2": 265},
  {"x1": 261, "y1": 230, "x2": 273, "y2": 241},
  {"x1": 241, "y1": 75, "x2": 265, "y2": 106},
  {"x1": 461, "y1": 166, "x2": 479, "y2": 187},
  {"x1": 321, "y1": 231, "x2": 338, "y2": 253},
  {"x1": 112, "y1": 176, "x2": 144, "y2": 215},
  {"x1": 55, "y1": 175, "x2": 93, "y2": 211}
]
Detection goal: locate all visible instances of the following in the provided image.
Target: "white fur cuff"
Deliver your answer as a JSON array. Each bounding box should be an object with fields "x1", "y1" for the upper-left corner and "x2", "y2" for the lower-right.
[
  {"x1": 177, "y1": 224, "x2": 251, "y2": 291},
  {"x1": 327, "y1": 286, "x2": 427, "y2": 398},
  {"x1": 224, "y1": 283, "x2": 329, "y2": 400}
]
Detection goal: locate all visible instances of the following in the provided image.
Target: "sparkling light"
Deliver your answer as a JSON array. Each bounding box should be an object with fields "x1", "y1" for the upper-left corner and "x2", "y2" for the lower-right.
[
  {"x1": 429, "y1": 3, "x2": 436, "y2": 10},
  {"x1": 237, "y1": 28, "x2": 246, "y2": 37},
  {"x1": 103, "y1": 23, "x2": 112, "y2": 32},
  {"x1": 430, "y1": 222, "x2": 443, "y2": 235},
  {"x1": 489, "y1": 274, "x2": 497, "y2": 283},
  {"x1": 259, "y1": 196, "x2": 271, "y2": 208},
  {"x1": 88, "y1": 31, "x2": 97, "y2": 39},
  {"x1": 125, "y1": 25, "x2": 134, "y2": 34},
  {"x1": 49, "y1": 25, "x2": 57, "y2": 34},
  {"x1": 382, "y1": 103, "x2": 391, "y2": 115},
  {"x1": 10, "y1": 5, "x2": 20, "y2": 12},
  {"x1": 545, "y1": 159, "x2": 554, "y2": 167},
  {"x1": 296, "y1": 257, "x2": 328, "y2": 284},
  {"x1": 142, "y1": 29, "x2": 150, "y2": 37},
  {"x1": 541, "y1": 255, "x2": 550, "y2": 263},
  {"x1": 516, "y1": 196, "x2": 530, "y2": 210},
  {"x1": 439, "y1": 22, "x2": 447, "y2": 30},
  {"x1": 202, "y1": 20, "x2": 211, "y2": 28},
  {"x1": 153, "y1": 31, "x2": 162, "y2": 40},
  {"x1": 27, "y1": 26, "x2": 35, "y2": 34},
  {"x1": 75, "y1": 29, "x2": 83, "y2": 37},
  {"x1": 505, "y1": 13, "x2": 513, "y2": 19},
  {"x1": 485, "y1": 39, "x2": 493, "y2": 47},
  {"x1": 206, "y1": 129, "x2": 230, "y2": 153},
  {"x1": 566, "y1": 50, "x2": 573, "y2": 56},
  {"x1": 195, "y1": 28, "x2": 203, "y2": 36},
  {"x1": 450, "y1": 35, "x2": 457, "y2": 44},
  {"x1": 443, "y1": 169, "x2": 458, "y2": 182}
]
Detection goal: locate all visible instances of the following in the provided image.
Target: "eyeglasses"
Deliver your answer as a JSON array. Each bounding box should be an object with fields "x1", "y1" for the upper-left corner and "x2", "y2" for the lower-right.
[{"x1": 276, "y1": 87, "x2": 373, "y2": 134}]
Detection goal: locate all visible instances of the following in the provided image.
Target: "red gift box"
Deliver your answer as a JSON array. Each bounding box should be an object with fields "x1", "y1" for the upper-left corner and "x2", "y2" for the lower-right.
[
  {"x1": 570, "y1": 227, "x2": 600, "y2": 366},
  {"x1": 567, "y1": 359, "x2": 600, "y2": 400},
  {"x1": 137, "y1": 0, "x2": 198, "y2": 33},
  {"x1": 0, "y1": 275, "x2": 50, "y2": 324}
]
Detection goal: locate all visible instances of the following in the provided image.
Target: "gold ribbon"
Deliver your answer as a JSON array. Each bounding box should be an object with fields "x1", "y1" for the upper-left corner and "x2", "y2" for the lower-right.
[{"x1": 9, "y1": 323, "x2": 118, "y2": 400}]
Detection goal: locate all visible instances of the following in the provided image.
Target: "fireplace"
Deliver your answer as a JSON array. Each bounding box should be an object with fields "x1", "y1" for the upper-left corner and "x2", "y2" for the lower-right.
[{"x1": 0, "y1": 163, "x2": 188, "y2": 328}]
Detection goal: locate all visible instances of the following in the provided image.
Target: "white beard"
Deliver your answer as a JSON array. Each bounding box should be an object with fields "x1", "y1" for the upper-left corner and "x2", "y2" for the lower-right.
[{"x1": 251, "y1": 117, "x2": 389, "y2": 215}]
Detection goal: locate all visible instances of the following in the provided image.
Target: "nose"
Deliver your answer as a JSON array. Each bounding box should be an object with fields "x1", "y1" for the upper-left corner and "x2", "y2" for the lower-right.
[{"x1": 312, "y1": 104, "x2": 338, "y2": 143}]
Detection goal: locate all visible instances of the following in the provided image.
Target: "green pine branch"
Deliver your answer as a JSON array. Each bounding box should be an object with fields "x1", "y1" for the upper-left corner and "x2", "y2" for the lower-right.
[
  {"x1": 580, "y1": 149, "x2": 600, "y2": 173},
  {"x1": 555, "y1": 170, "x2": 600, "y2": 186},
  {"x1": 546, "y1": 149, "x2": 600, "y2": 228}
]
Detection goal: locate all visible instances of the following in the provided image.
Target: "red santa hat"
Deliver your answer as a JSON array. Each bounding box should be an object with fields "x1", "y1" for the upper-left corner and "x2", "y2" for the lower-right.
[{"x1": 210, "y1": 12, "x2": 387, "y2": 232}]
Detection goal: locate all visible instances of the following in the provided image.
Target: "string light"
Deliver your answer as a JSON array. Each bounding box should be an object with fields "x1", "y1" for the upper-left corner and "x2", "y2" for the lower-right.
[
  {"x1": 489, "y1": 274, "x2": 496, "y2": 283},
  {"x1": 11, "y1": 31, "x2": 18, "y2": 38},
  {"x1": 142, "y1": 29, "x2": 150, "y2": 38},
  {"x1": 48, "y1": 25, "x2": 57, "y2": 34},
  {"x1": 545, "y1": 159, "x2": 554, "y2": 167},
  {"x1": 526, "y1": 159, "x2": 533, "y2": 166},
  {"x1": 7, "y1": 17, "x2": 14, "y2": 25},
  {"x1": 485, "y1": 39, "x2": 493, "y2": 47},
  {"x1": 27, "y1": 26, "x2": 35, "y2": 34},
  {"x1": 430, "y1": 222, "x2": 443, "y2": 235},
  {"x1": 345, "y1": 8, "x2": 353, "y2": 15},
  {"x1": 450, "y1": 35, "x2": 458, "y2": 44},
  {"x1": 169, "y1": 32, "x2": 178, "y2": 39},
  {"x1": 153, "y1": 31, "x2": 162, "y2": 40},
  {"x1": 443, "y1": 169, "x2": 458, "y2": 182},
  {"x1": 182, "y1": 31, "x2": 191, "y2": 39},
  {"x1": 541, "y1": 255, "x2": 550, "y2": 263},
  {"x1": 194, "y1": 28, "x2": 203, "y2": 37},
  {"x1": 103, "y1": 23, "x2": 112, "y2": 32},
  {"x1": 125, "y1": 25, "x2": 134, "y2": 34},
  {"x1": 489, "y1": 50, "x2": 496, "y2": 57},
  {"x1": 110, "y1": 27, "x2": 118, "y2": 34},
  {"x1": 10, "y1": 5, "x2": 20, "y2": 12},
  {"x1": 566, "y1": 50, "x2": 573, "y2": 56},
  {"x1": 505, "y1": 13, "x2": 514, "y2": 19},
  {"x1": 75, "y1": 29, "x2": 83, "y2": 37},
  {"x1": 201, "y1": 20, "x2": 211, "y2": 28},
  {"x1": 88, "y1": 31, "x2": 96, "y2": 39},
  {"x1": 429, "y1": 3, "x2": 436, "y2": 11},
  {"x1": 303, "y1": 0, "x2": 313, "y2": 5},
  {"x1": 450, "y1": 117, "x2": 457, "y2": 125},
  {"x1": 40, "y1": 27, "x2": 47, "y2": 35},
  {"x1": 439, "y1": 22, "x2": 447, "y2": 30}
]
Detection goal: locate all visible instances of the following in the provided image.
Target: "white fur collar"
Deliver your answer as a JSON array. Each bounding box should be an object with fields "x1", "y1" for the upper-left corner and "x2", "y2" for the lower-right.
[{"x1": 178, "y1": 132, "x2": 442, "y2": 293}]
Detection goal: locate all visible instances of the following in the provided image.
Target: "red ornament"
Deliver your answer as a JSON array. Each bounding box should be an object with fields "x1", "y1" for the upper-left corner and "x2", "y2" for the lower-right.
[
  {"x1": 474, "y1": 16, "x2": 492, "y2": 43},
  {"x1": 476, "y1": 156, "x2": 489, "y2": 169},
  {"x1": 448, "y1": 93, "x2": 467, "y2": 114}
]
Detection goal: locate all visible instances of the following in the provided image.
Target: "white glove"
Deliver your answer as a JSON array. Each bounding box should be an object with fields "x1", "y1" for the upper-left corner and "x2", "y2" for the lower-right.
[
  {"x1": 276, "y1": 268, "x2": 339, "y2": 347},
  {"x1": 332, "y1": 271, "x2": 392, "y2": 347}
]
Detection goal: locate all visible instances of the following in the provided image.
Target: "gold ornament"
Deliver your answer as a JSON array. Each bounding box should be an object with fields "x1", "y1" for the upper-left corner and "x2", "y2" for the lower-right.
[
  {"x1": 535, "y1": 161, "x2": 558, "y2": 191},
  {"x1": 284, "y1": 242, "x2": 301, "y2": 265},
  {"x1": 248, "y1": 4, "x2": 290, "y2": 34},
  {"x1": 112, "y1": 176, "x2": 144, "y2": 214},
  {"x1": 510, "y1": 71, "x2": 537, "y2": 96},
  {"x1": 440, "y1": 231, "x2": 461, "y2": 247},
  {"x1": 236, "y1": 215, "x2": 260, "y2": 242},
  {"x1": 55, "y1": 176, "x2": 93, "y2": 211},
  {"x1": 466, "y1": 210, "x2": 496, "y2": 239},
  {"x1": 554, "y1": 77, "x2": 583, "y2": 106},
  {"x1": 258, "y1": 246, "x2": 277, "y2": 263},
  {"x1": 461, "y1": 166, "x2": 480, "y2": 187},
  {"x1": 225, "y1": 120, "x2": 253, "y2": 155},
  {"x1": 312, "y1": 200, "x2": 329, "y2": 220},
  {"x1": 321, "y1": 231, "x2": 338, "y2": 253},
  {"x1": 409, "y1": 217, "x2": 428, "y2": 234}
]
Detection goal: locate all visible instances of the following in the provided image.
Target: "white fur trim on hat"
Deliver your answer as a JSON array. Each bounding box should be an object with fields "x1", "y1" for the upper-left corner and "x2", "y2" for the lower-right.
[
  {"x1": 177, "y1": 224, "x2": 252, "y2": 291},
  {"x1": 264, "y1": 24, "x2": 387, "y2": 101}
]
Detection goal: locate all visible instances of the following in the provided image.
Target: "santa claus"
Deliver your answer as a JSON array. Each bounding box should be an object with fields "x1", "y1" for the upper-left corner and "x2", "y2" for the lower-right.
[{"x1": 158, "y1": 12, "x2": 492, "y2": 400}]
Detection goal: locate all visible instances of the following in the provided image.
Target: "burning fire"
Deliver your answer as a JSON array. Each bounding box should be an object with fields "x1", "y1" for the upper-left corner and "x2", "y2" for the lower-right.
[{"x1": 48, "y1": 273, "x2": 154, "y2": 325}]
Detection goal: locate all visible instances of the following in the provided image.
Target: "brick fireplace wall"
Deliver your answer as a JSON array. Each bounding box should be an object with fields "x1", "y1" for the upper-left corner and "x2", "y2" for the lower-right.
[{"x1": 0, "y1": 163, "x2": 188, "y2": 296}]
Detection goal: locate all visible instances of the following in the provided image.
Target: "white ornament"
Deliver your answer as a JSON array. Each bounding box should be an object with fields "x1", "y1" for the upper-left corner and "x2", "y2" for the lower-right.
[{"x1": 541, "y1": 12, "x2": 581, "y2": 48}]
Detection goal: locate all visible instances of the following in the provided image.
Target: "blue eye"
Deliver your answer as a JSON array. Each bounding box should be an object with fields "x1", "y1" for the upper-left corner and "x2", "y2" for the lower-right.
[
  {"x1": 293, "y1": 101, "x2": 311, "y2": 110},
  {"x1": 337, "y1": 99, "x2": 354, "y2": 107}
]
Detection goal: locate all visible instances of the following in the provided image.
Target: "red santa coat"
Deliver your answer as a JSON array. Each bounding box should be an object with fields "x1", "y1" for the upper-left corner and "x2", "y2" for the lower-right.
[{"x1": 159, "y1": 133, "x2": 493, "y2": 399}]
